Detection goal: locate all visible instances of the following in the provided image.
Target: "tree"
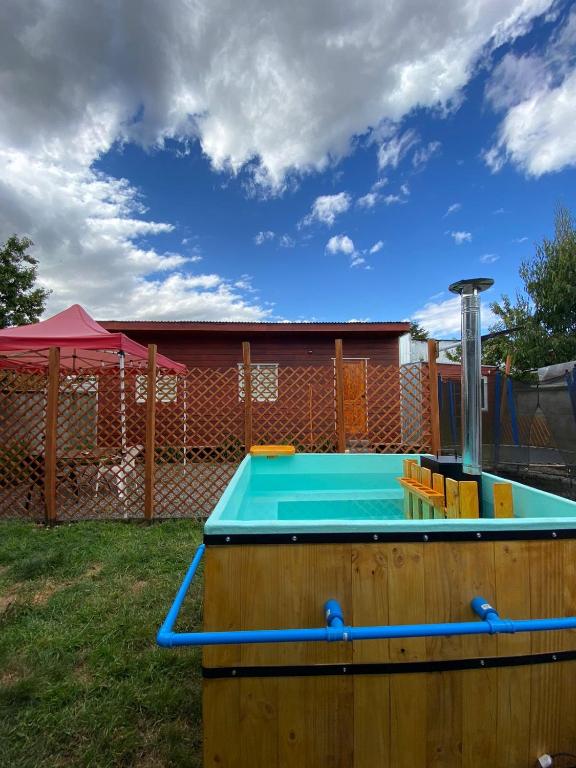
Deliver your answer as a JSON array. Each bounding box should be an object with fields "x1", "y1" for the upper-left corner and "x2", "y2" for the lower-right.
[
  {"x1": 0, "y1": 236, "x2": 50, "y2": 328},
  {"x1": 409, "y1": 322, "x2": 429, "y2": 341},
  {"x1": 483, "y1": 206, "x2": 576, "y2": 374}
]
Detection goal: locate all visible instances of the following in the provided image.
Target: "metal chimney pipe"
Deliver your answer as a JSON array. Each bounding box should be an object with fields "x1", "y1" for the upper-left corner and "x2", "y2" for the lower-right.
[{"x1": 449, "y1": 278, "x2": 494, "y2": 475}]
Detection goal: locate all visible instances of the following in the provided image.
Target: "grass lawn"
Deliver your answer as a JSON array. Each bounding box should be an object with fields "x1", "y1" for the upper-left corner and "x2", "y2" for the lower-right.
[{"x1": 0, "y1": 521, "x2": 204, "y2": 768}]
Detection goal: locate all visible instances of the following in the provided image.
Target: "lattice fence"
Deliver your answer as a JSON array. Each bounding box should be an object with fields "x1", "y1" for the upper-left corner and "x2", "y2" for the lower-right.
[{"x1": 0, "y1": 345, "x2": 435, "y2": 521}]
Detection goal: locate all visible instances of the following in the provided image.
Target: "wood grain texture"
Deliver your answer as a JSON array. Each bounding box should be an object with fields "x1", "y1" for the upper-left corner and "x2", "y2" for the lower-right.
[
  {"x1": 493, "y1": 483, "x2": 513, "y2": 517},
  {"x1": 445, "y1": 477, "x2": 459, "y2": 518},
  {"x1": 354, "y1": 677, "x2": 390, "y2": 768}
]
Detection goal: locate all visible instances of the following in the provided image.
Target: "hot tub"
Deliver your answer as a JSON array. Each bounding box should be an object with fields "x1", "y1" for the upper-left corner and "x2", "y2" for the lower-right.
[{"x1": 163, "y1": 453, "x2": 576, "y2": 767}]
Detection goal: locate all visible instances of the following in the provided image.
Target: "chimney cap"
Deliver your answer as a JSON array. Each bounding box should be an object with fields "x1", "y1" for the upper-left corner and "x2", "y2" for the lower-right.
[{"x1": 449, "y1": 277, "x2": 494, "y2": 295}]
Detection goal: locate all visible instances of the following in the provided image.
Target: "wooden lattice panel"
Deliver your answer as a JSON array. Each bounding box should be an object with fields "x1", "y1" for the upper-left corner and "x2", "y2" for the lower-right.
[
  {"x1": 251, "y1": 365, "x2": 337, "y2": 452},
  {"x1": 0, "y1": 369, "x2": 48, "y2": 519},
  {"x1": 153, "y1": 368, "x2": 244, "y2": 519}
]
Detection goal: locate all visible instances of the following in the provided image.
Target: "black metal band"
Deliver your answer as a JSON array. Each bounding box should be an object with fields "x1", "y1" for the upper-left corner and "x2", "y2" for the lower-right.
[
  {"x1": 204, "y1": 528, "x2": 576, "y2": 546},
  {"x1": 202, "y1": 649, "x2": 576, "y2": 679}
]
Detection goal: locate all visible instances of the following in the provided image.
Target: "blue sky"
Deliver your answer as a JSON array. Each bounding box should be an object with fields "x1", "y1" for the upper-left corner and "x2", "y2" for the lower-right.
[{"x1": 1, "y1": 0, "x2": 575, "y2": 336}]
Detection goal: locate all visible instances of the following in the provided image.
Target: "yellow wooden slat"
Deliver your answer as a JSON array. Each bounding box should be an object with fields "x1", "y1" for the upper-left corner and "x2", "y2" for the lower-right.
[
  {"x1": 459, "y1": 481, "x2": 479, "y2": 518},
  {"x1": 397, "y1": 477, "x2": 445, "y2": 508},
  {"x1": 432, "y1": 473, "x2": 445, "y2": 519},
  {"x1": 493, "y1": 483, "x2": 513, "y2": 518},
  {"x1": 420, "y1": 466, "x2": 432, "y2": 488},
  {"x1": 445, "y1": 477, "x2": 459, "y2": 518},
  {"x1": 403, "y1": 458, "x2": 417, "y2": 478}
]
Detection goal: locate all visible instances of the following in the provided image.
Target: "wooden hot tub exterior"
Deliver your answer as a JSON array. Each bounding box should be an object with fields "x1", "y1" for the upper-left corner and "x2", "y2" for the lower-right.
[{"x1": 202, "y1": 537, "x2": 576, "y2": 767}]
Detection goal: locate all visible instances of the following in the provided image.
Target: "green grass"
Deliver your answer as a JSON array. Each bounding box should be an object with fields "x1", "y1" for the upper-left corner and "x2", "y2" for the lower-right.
[{"x1": 0, "y1": 521, "x2": 204, "y2": 768}]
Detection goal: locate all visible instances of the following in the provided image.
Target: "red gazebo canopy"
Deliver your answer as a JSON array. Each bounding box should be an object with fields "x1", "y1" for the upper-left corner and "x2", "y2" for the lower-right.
[{"x1": 0, "y1": 304, "x2": 186, "y2": 372}]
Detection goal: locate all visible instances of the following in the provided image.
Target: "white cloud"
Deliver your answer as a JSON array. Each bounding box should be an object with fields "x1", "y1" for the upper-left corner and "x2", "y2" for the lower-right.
[
  {"x1": 493, "y1": 207, "x2": 505, "y2": 214},
  {"x1": 357, "y1": 192, "x2": 379, "y2": 208},
  {"x1": 480, "y1": 253, "x2": 499, "y2": 263},
  {"x1": 383, "y1": 194, "x2": 403, "y2": 205},
  {"x1": 412, "y1": 295, "x2": 496, "y2": 336},
  {"x1": 484, "y1": 9, "x2": 576, "y2": 177},
  {"x1": 378, "y1": 130, "x2": 418, "y2": 170},
  {"x1": 371, "y1": 178, "x2": 388, "y2": 191},
  {"x1": 444, "y1": 202, "x2": 461, "y2": 217},
  {"x1": 412, "y1": 141, "x2": 441, "y2": 169},
  {"x1": 254, "y1": 230, "x2": 275, "y2": 245},
  {"x1": 326, "y1": 234, "x2": 355, "y2": 256},
  {"x1": 400, "y1": 183, "x2": 410, "y2": 196},
  {"x1": 279, "y1": 234, "x2": 295, "y2": 248},
  {"x1": 449, "y1": 230, "x2": 472, "y2": 244},
  {"x1": 0, "y1": 0, "x2": 555, "y2": 314},
  {"x1": 369, "y1": 240, "x2": 384, "y2": 254},
  {"x1": 301, "y1": 192, "x2": 351, "y2": 226},
  {"x1": 513, "y1": 236, "x2": 529, "y2": 243}
]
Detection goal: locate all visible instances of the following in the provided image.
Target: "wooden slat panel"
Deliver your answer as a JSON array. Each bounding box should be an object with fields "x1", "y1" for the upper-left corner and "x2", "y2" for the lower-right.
[
  {"x1": 445, "y1": 477, "x2": 459, "y2": 518},
  {"x1": 241, "y1": 545, "x2": 282, "y2": 665},
  {"x1": 495, "y1": 542, "x2": 532, "y2": 656},
  {"x1": 462, "y1": 669, "x2": 497, "y2": 767},
  {"x1": 529, "y1": 541, "x2": 567, "y2": 654},
  {"x1": 354, "y1": 677, "x2": 390, "y2": 768},
  {"x1": 496, "y1": 667, "x2": 531, "y2": 767},
  {"x1": 459, "y1": 481, "x2": 479, "y2": 518},
  {"x1": 493, "y1": 483, "x2": 513, "y2": 517},
  {"x1": 529, "y1": 662, "x2": 562, "y2": 757},
  {"x1": 240, "y1": 678, "x2": 278, "y2": 765},
  {"x1": 426, "y1": 672, "x2": 463, "y2": 768},
  {"x1": 420, "y1": 466, "x2": 432, "y2": 488},
  {"x1": 352, "y1": 545, "x2": 389, "y2": 663},
  {"x1": 278, "y1": 678, "x2": 313, "y2": 768},
  {"x1": 388, "y1": 544, "x2": 426, "y2": 661},
  {"x1": 433, "y1": 473, "x2": 445, "y2": 519},
  {"x1": 204, "y1": 679, "x2": 240, "y2": 768},
  {"x1": 390, "y1": 675, "x2": 427, "y2": 768},
  {"x1": 203, "y1": 547, "x2": 242, "y2": 667}
]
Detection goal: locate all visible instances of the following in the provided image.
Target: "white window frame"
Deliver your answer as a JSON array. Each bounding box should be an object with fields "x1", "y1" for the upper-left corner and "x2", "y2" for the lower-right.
[
  {"x1": 238, "y1": 363, "x2": 279, "y2": 403},
  {"x1": 135, "y1": 374, "x2": 178, "y2": 404},
  {"x1": 481, "y1": 375, "x2": 489, "y2": 412}
]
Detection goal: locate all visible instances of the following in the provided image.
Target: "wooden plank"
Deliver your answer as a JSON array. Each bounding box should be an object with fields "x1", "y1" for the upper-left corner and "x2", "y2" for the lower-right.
[
  {"x1": 203, "y1": 547, "x2": 242, "y2": 667},
  {"x1": 420, "y1": 466, "x2": 433, "y2": 520},
  {"x1": 494, "y1": 541, "x2": 532, "y2": 657},
  {"x1": 426, "y1": 672, "x2": 463, "y2": 768},
  {"x1": 445, "y1": 477, "x2": 459, "y2": 518},
  {"x1": 354, "y1": 677, "x2": 391, "y2": 768},
  {"x1": 144, "y1": 344, "x2": 157, "y2": 522},
  {"x1": 44, "y1": 346, "x2": 60, "y2": 524},
  {"x1": 427, "y1": 339, "x2": 441, "y2": 455},
  {"x1": 462, "y1": 669, "x2": 497, "y2": 767},
  {"x1": 403, "y1": 488, "x2": 413, "y2": 519},
  {"x1": 388, "y1": 544, "x2": 427, "y2": 661},
  {"x1": 420, "y1": 466, "x2": 432, "y2": 488},
  {"x1": 495, "y1": 667, "x2": 531, "y2": 767},
  {"x1": 558, "y1": 659, "x2": 576, "y2": 753},
  {"x1": 493, "y1": 483, "x2": 513, "y2": 518},
  {"x1": 403, "y1": 458, "x2": 417, "y2": 477},
  {"x1": 352, "y1": 545, "x2": 389, "y2": 663},
  {"x1": 203, "y1": 679, "x2": 240, "y2": 768},
  {"x1": 334, "y1": 339, "x2": 346, "y2": 452},
  {"x1": 240, "y1": 545, "x2": 282, "y2": 666},
  {"x1": 242, "y1": 341, "x2": 252, "y2": 453},
  {"x1": 240, "y1": 678, "x2": 278, "y2": 766},
  {"x1": 278, "y1": 678, "x2": 313, "y2": 768},
  {"x1": 390, "y1": 675, "x2": 427, "y2": 768},
  {"x1": 529, "y1": 540, "x2": 567, "y2": 654},
  {"x1": 433, "y1": 473, "x2": 445, "y2": 519},
  {"x1": 458, "y1": 481, "x2": 479, "y2": 518},
  {"x1": 529, "y1": 662, "x2": 562, "y2": 756}
]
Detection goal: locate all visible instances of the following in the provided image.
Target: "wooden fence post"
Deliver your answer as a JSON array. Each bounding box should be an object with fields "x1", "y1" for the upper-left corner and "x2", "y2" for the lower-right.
[
  {"x1": 242, "y1": 342, "x2": 253, "y2": 453},
  {"x1": 145, "y1": 344, "x2": 157, "y2": 522},
  {"x1": 44, "y1": 346, "x2": 60, "y2": 525},
  {"x1": 335, "y1": 339, "x2": 346, "y2": 452},
  {"x1": 427, "y1": 339, "x2": 441, "y2": 455}
]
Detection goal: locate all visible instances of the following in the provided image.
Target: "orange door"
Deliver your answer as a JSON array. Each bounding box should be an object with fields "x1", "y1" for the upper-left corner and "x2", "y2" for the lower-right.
[{"x1": 343, "y1": 360, "x2": 367, "y2": 435}]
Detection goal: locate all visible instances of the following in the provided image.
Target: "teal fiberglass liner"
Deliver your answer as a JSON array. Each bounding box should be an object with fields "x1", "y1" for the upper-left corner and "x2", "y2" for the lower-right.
[{"x1": 204, "y1": 453, "x2": 576, "y2": 536}]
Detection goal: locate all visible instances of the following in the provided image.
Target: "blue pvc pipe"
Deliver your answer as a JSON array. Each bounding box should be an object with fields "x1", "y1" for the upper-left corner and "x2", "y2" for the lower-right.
[{"x1": 157, "y1": 548, "x2": 576, "y2": 649}]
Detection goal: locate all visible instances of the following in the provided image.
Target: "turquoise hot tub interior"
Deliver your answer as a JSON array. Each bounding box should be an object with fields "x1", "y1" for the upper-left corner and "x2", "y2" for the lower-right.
[{"x1": 205, "y1": 453, "x2": 576, "y2": 535}]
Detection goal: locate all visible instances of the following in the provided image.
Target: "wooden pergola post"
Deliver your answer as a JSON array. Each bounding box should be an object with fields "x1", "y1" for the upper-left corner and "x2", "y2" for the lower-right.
[
  {"x1": 242, "y1": 342, "x2": 253, "y2": 453},
  {"x1": 335, "y1": 339, "x2": 346, "y2": 453},
  {"x1": 144, "y1": 344, "x2": 157, "y2": 522},
  {"x1": 44, "y1": 346, "x2": 60, "y2": 525},
  {"x1": 427, "y1": 339, "x2": 441, "y2": 455}
]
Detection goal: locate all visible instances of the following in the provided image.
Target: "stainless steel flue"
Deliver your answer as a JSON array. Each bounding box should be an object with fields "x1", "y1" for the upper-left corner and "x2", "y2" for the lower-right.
[{"x1": 449, "y1": 278, "x2": 494, "y2": 475}]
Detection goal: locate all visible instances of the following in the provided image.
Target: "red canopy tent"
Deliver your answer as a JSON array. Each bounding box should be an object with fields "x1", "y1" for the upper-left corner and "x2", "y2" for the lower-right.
[{"x1": 0, "y1": 304, "x2": 185, "y2": 372}]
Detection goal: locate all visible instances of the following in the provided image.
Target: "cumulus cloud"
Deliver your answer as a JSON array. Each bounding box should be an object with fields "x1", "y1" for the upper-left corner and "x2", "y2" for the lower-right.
[
  {"x1": 301, "y1": 192, "x2": 351, "y2": 226},
  {"x1": 0, "y1": 0, "x2": 555, "y2": 315},
  {"x1": 444, "y1": 202, "x2": 461, "y2": 217},
  {"x1": 412, "y1": 295, "x2": 496, "y2": 336},
  {"x1": 369, "y1": 240, "x2": 384, "y2": 254},
  {"x1": 326, "y1": 234, "x2": 355, "y2": 256},
  {"x1": 357, "y1": 192, "x2": 379, "y2": 208},
  {"x1": 449, "y1": 230, "x2": 472, "y2": 244},
  {"x1": 484, "y1": 8, "x2": 576, "y2": 176}
]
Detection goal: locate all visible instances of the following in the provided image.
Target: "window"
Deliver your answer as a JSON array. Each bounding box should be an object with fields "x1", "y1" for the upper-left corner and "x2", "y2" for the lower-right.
[
  {"x1": 481, "y1": 375, "x2": 488, "y2": 412},
  {"x1": 135, "y1": 374, "x2": 178, "y2": 403},
  {"x1": 238, "y1": 363, "x2": 278, "y2": 403}
]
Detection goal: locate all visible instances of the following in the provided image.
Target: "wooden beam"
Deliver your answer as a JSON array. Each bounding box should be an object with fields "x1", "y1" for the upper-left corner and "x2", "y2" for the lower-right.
[
  {"x1": 44, "y1": 346, "x2": 60, "y2": 525},
  {"x1": 242, "y1": 341, "x2": 253, "y2": 453},
  {"x1": 493, "y1": 483, "x2": 514, "y2": 518},
  {"x1": 459, "y1": 481, "x2": 480, "y2": 518},
  {"x1": 432, "y1": 473, "x2": 446, "y2": 519},
  {"x1": 445, "y1": 477, "x2": 460, "y2": 518},
  {"x1": 144, "y1": 344, "x2": 157, "y2": 522},
  {"x1": 335, "y1": 339, "x2": 346, "y2": 453},
  {"x1": 427, "y1": 339, "x2": 441, "y2": 455}
]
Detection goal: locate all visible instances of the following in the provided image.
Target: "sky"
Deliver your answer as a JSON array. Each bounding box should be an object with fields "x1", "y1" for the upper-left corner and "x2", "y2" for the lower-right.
[{"x1": 1, "y1": 0, "x2": 575, "y2": 337}]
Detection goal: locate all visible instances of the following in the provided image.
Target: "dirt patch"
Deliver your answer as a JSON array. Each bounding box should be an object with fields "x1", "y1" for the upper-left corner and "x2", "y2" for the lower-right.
[
  {"x1": 84, "y1": 563, "x2": 103, "y2": 579},
  {"x1": 0, "y1": 586, "x2": 21, "y2": 614},
  {"x1": 131, "y1": 579, "x2": 147, "y2": 594},
  {"x1": 32, "y1": 581, "x2": 59, "y2": 606},
  {"x1": 0, "y1": 668, "x2": 24, "y2": 686}
]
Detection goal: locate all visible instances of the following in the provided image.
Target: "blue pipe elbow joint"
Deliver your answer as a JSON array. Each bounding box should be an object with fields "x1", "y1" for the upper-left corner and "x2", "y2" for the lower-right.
[{"x1": 324, "y1": 599, "x2": 351, "y2": 641}]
